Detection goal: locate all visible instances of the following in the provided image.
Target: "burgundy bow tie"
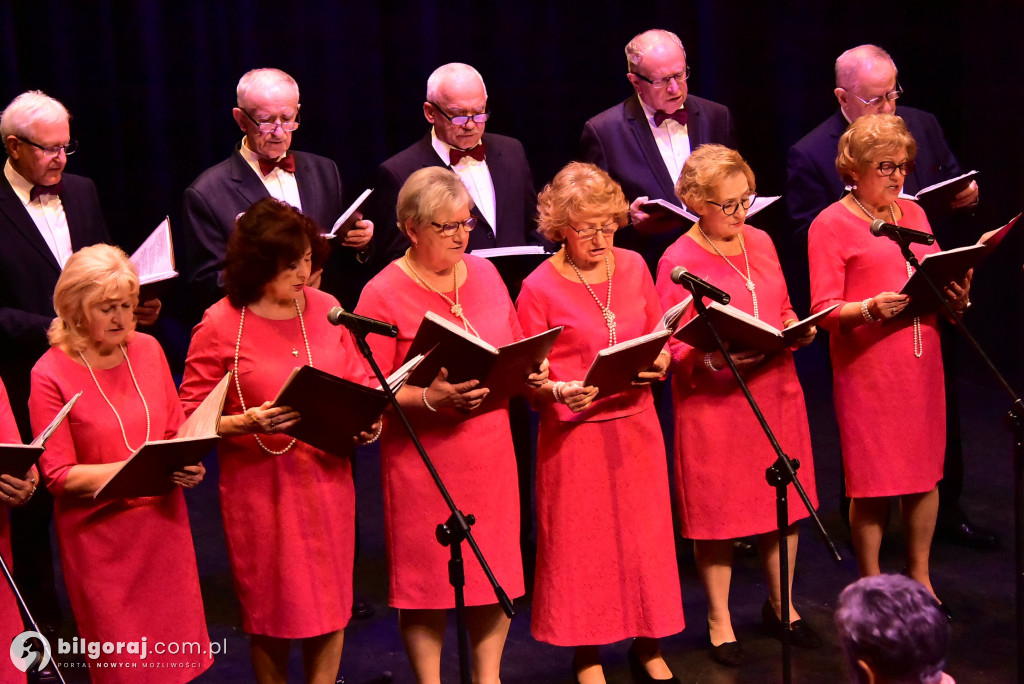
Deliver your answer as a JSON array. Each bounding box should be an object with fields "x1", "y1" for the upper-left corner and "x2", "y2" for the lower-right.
[
  {"x1": 30, "y1": 181, "x2": 64, "y2": 202},
  {"x1": 653, "y1": 109, "x2": 689, "y2": 127},
  {"x1": 449, "y1": 143, "x2": 486, "y2": 165},
  {"x1": 258, "y1": 154, "x2": 296, "y2": 176}
]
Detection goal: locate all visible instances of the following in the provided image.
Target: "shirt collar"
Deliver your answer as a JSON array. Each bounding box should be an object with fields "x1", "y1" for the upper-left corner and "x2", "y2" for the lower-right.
[
  {"x1": 4, "y1": 159, "x2": 36, "y2": 205},
  {"x1": 637, "y1": 96, "x2": 686, "y2": 127},
  {"x1": 239, "y1": 137, "x2": 288, "y2": 165},
  {"x1": 430, "y1": 128, "x2": 485, "y2": 166}
]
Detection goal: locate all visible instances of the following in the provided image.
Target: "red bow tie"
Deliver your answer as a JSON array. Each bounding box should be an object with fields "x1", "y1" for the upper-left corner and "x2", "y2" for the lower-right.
[
  {"x1": 30, "y1": 181, "x2": 64, "y2": 202},
  {"x1": 653, "y1": 109, "x2": 689, "y2": 128},
  {"x1": 449, "y1": 143, "x2": 486, "y2": 165},
  {"x1": 258, "y1": 154, "x2": 296, "y2": 176}
]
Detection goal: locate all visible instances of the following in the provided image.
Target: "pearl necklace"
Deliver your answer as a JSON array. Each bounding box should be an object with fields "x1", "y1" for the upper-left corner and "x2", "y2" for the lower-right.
[
  {"x1": 850, "y1": 195, "x2": 922, "y2": 358},
  {"x1": 564, "y1": 249, "x2": 616, "y2": 347},
  {"x1": 79, "y1": 344, "x2": 151, "y2": 455},
  {"x1": 234, "y1": 298, "x2": 312, "y2": 455},
  {"x1": 696, "y1": 224, "x2": 758, "y2": 320},
  {"x1": 404, "y1": 249, "x2": 480, "y2": 338}
]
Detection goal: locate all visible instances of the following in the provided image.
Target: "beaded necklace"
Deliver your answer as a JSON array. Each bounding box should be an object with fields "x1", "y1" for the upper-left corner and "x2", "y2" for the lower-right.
[
  {"x1": 850, "y1": 195, "x2": 922, "y2": 358},
  {"x1": 234, "y1": 298, "x2": 312, "y2": 455},
  {"x1": 564, "y1": 249, "x2": 616, "y2": 347},
  {"x1": 79, "y1": 344, "x2": 151, "y2": 454},
  {"x1": 404, "y1": 249, "x2": 480, "y2": 337},
  {"x1": 696, "y1": 224, "x2": 758, "y2": 320}
]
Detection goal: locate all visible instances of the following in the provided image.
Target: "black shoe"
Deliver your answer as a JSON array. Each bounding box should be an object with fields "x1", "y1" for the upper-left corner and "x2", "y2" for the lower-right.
[
  {"x1": 707, "y1": 624, "x2": 744, "y2": 666},
  {"x1": 351, "y1": 598, "x2": 375, "y2": 620},
  {"x1": 627, "y1": 642, "x2": 680, "y2": 683},
  {"x1": 761, "y1": 600, "x2": 823, "y2": 649},
  {"x1": 935, "y1": 601, "x2": 953, "y2": 622},
  {"x1": 937, "y1": 518, "x2": 999, "y2": 550}
]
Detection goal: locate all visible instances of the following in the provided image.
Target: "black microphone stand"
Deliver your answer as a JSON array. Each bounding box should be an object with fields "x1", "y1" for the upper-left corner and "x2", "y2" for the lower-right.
[
  {"x1": 889, "y1": 234, "x2": 1024, "y2": 683},
  {"x1": 0, "y1": 551, "x2": 65, "y2": 683},
  {"x1": 350, "y1": 331, "x2": 514, "y2": 684},
  {"x1": 681, "y1": 279, "x2": 841, "y2": 684}
]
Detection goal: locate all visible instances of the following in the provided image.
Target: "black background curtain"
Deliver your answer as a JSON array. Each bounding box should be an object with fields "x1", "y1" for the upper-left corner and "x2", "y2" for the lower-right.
[{"x1": 2, "y1": 0, "x2": 1022, "y2": 377}]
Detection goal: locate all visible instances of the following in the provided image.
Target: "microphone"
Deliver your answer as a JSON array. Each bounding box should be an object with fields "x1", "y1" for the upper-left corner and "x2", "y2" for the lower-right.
[
  {"x1": 670, "y1": 267, "x2": 731, "y2": 305},
  {"x1": 327, "y1": 307, "x2": 399, "y2": 338},
  {"x1": 869, "y1": 219, "x2": 935, "y2": 246}
]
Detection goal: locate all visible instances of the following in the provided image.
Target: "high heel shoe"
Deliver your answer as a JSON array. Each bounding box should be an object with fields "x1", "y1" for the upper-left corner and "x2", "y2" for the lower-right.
[
  {"x1": 761, "y1": 599, "x2": 823, "y2": 649},
  {"x1": 706, "y1": 623, "x2": 745, "y2": 666},
  {"x1": 935, "y1": 600, "x2": 953, "y2": 622},
  {"x1": 627, "y1": 642, "x2": 680, "y2": 683}
]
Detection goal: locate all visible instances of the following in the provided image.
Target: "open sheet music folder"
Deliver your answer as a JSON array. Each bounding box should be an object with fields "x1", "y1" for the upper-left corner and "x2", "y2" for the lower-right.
[{"x1": 0, "y1": 392, "x2": 81, "y2": 478}]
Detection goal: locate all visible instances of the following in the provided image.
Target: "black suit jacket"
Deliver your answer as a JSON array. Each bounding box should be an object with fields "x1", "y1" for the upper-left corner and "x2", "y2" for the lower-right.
[
  {"x1": 579, "y1": 94, "x2": 736, "y2": 271},
  {"x1": 0, "y1": 171, "x2": 110, "y2": 437},
  {"x1": 182, "y1": 147, "x2": 367, "y2": 311},
  {"x1": 365, "y1": 132, "x2": 540, "y2": 271}
]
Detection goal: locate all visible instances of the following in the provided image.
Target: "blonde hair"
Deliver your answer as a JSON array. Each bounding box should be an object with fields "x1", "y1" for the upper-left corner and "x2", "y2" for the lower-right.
[
  {"x1": 675, "y1": 144, "x2": 756, "y2": 215},
  {"x1": 536, "y1": 162, "x2": 628, "y2": 242},
  {"x1": 48, "y1": 244, "x2": 139, "y2": 353},
  {"x1": 835, "y1": 113, "x2": 917, "y2": 185},
  {"x1": 396, "y1": 167, "x2": 473, "y2": 235}
]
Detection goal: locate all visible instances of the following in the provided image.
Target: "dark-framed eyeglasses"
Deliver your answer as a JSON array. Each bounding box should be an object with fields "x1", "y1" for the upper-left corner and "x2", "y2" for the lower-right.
[
  {"x1": 16, "y1": 136, "x2": 78, "y2": 157},
  {"x1": 870, "y1": 160, "x2": 916, "y2": 176},
  {"x1": 847, "y1": 81, "x2": 904, "y2": 108},
  {"x1": 430, "y1": 217, "x2": 477, "y2": 236},
  {"x1": 240, "y1": 108, "x2": 301, "y2": 133},
  {"x1": 706, "y1": 192, "x2": 756, "y2": 216},
  {"x1": 631, "y1": 66, "x2": 691, "y2": 89},
  {"x1": 568, "y1": 221, "x2": 618, "y2": 241},
  {"x1": 428, "y1": 102, "x2": 490, "y2": 126}
]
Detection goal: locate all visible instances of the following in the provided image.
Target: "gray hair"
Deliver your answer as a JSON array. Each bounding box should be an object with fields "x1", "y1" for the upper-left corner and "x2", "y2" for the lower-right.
[
  {"x1": 396, "y1": 167, "x2": 473, "y2": 235},
  {"x1": 835, "y1": 44, "x2": 897, "y2": 89},
  {"x1": 236, "y1": 68, "x2": 300, "y2": 109},
  {"x1": 0, "y1": 90, "x2": 70, "y2": 141},
  {"x1": 425, "y1": 63, "x2": 488, "y2": 102},
  {"x1": 625, "y1": 29, "x2": 686, "y2": 72}
]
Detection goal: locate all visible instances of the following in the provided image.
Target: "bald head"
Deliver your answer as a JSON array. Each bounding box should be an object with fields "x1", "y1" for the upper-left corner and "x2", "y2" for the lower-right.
[
  {"x1": 834, "y1": 45, "x2": 900, "y2": 121},
  {"x1": 424, "y1": 63, "x2": 488, "y2": 151},
  {"x1": 625, "y1": 29, "x2": 686, "y2": 72},
  {"x1": 624, "y1": 29, "x2": 689, "y2": 114}
]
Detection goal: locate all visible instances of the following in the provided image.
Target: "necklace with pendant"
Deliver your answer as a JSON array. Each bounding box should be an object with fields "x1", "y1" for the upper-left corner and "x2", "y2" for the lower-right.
[
  {"x1": 696, "y1": 224, "x2": 758, "y2": 320},
  {"x1": 564, "y1": 249, "x2": 616, "y2": 347}
]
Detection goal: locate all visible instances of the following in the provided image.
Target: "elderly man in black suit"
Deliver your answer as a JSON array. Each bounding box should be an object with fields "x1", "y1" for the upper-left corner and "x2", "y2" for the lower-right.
[
  {"x1": 580, "y1": 28, "x2": 737, "y2": 274},
  {"x1": 786, "y1": 44, "x2": 994, "y2": 550},
  {"x1": 183, "y1": 68, "x2": 372, "y2": 312},
  {"x1": 366, "y1": 62, "x2": 539, "y2": 271}
]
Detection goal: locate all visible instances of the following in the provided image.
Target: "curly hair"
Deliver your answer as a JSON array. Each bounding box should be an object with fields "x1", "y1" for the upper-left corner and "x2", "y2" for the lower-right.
[
  {"x1": 395, "y1": 167, "x2": 473, "y2": 236},
  {"x1": 674, "y1": 144, "x2": 756, "y2": 215},
  {"x1": 536, "y1": 162, "x2": 628, "y2": 242},
  {"x1": 223, "y1": 198, "x2": 330, "y2": 307},
  {"x1": 836, "y1": 113, "x2": 917, "y2": 186}
]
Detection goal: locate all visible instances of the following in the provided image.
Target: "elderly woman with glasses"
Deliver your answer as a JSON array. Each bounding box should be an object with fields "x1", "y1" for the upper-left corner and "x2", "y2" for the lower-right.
[
  {"x1": 516, "y1": 162, "x2": 682, "y2": 684},
  {"x1": 808, "y1": 114, "x2": 969, "y2": 618},
  {"x1": 654, "y1": 144, "x2": 821, "y2": 667},
  {"x1": 354, "y1": 167, "x2": 546, "y2": 684}
]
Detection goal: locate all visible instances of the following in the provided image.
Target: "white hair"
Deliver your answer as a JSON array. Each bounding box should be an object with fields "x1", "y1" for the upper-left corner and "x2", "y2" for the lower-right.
[
  {"x1": 835, "y1": 44, "x2": 897, "y2": 89},
  {"x1": 425, "y1": 63, "x2": 488, "y2": 102},
  {"x1": 625, "y1": 29, "x2": 686, "y2": 72},
  {"x1": 0, "y1": 90, "x2": 70, "y2": 141},
  {"x1": 236, "y1": 68, "x2": 300, "y2": 109}
]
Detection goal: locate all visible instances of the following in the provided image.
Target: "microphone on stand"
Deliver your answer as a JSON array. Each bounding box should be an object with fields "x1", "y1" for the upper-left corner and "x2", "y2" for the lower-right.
[
  {"x1": 670, "y1": 266, "x2": 731, "y2": 305},
  {"x1": 327, "y1": 307, "x2": 399, "y2": 338},
  {"x1": 869, "y1": 219, "x2": 935, "y2": 246}
]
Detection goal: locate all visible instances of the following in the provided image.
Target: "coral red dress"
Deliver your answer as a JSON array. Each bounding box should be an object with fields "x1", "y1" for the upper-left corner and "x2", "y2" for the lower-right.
[
  {"x1": 354, "y1": 255, "x2": 524, "y2": 609},
  {"x1": 0, "y1": 381, "x2": 25, "y2": 684},
  {"x1": 180, "y1": 287, "x2": 365, "y2": 638},
  {"x1": 655, "y1": 228, "x2": 818, "y2": 539},
  {"x1": 517, "y1": 248, "x2": 684, "y2": 646},
  {"x1": 809, "y1": 200, "x2": 944, "y2": 497},
  {"x1": 29, "y1": 334, "x2": 212, "y2": 683}
]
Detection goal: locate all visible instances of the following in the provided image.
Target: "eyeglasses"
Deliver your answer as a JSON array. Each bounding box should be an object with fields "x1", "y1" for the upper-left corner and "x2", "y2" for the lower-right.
[
  {"x1": 16, "y1": 137, "x2": 78, "y2": 157},
  {"x1": 240, "y1": 108, "x2": 301, "y2": 133},
  {"x1": 430, "y1": 217, "x2": 477, "y2": 236},
  {"x1": 846, "y1": 81, "x2": 903, "y2": 108},
  {"x1": 870, "y1": 160, "x2": 916, "y2": 176},
  {"x1": 631, "y1": 66, "x2": 691, "y2": 89},
  {"x1": 568, "y1": 222, "x2": 618, "y2": 241},
  {"x1": 428, "y1": 102, "x2": 491, "y2": 126},
  {"x1": 706, "y1": 192, "x2": 756, "y2": 216}
]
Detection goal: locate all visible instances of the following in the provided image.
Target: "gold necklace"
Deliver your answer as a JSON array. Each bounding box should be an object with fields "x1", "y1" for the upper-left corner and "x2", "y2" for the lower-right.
[
  {"x1": 404, "y1": 249, "x2": 480, "y2": 337},
  {"x1": 696, "y1": 224, "x2": 758, "y2": 320}
]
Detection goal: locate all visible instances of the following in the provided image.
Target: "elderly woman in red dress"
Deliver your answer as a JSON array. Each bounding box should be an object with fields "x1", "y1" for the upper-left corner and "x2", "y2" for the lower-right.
[
  {"x1": 516, "y1": 162, "x2": 682, "y2": 684},
  {"x1": 180, "y1": 198, "x2": 376, "y2": 684},
  {"x1": 808, "y1": 114, "x2": 969, "y2": 618},
  {"x1": 28, "y1": 244, "x2": 211, "y2": 683},
  {"x1": 354, "y1": 167, "x2": 545, "y2": 684},
  {"x1": 655, "y1": 145, "x2": 821, "y2": 666}
]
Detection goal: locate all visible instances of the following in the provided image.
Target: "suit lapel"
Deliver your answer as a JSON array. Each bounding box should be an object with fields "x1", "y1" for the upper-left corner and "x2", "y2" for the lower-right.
[
  {"x1": 482, "y1": 135, "x2": 504, "y2": 240},
  {"x1": 229, "y1": 149, "x2": 271, "y2": 211},
  {"x1": 0, "y1": 176, "x2": 60, "y2": 271},
  {"x1": 624, "y1": 96, "x2": 678, "y2": 202}
]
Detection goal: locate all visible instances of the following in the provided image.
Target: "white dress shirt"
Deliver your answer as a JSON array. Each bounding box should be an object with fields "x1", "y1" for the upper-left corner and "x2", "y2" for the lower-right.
[
  {"x1": 639, "y1": 98, "x2": 692, "y2": 187},
  {"x1": 431, "y1": 129, "x2": 497, "y2": 236},
  {"x1": 239, "y1": 138, "x2": 302, "y2": 211},
  {"x1": 4, "y1": 160, "x2": 74, "y2": 268}
]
